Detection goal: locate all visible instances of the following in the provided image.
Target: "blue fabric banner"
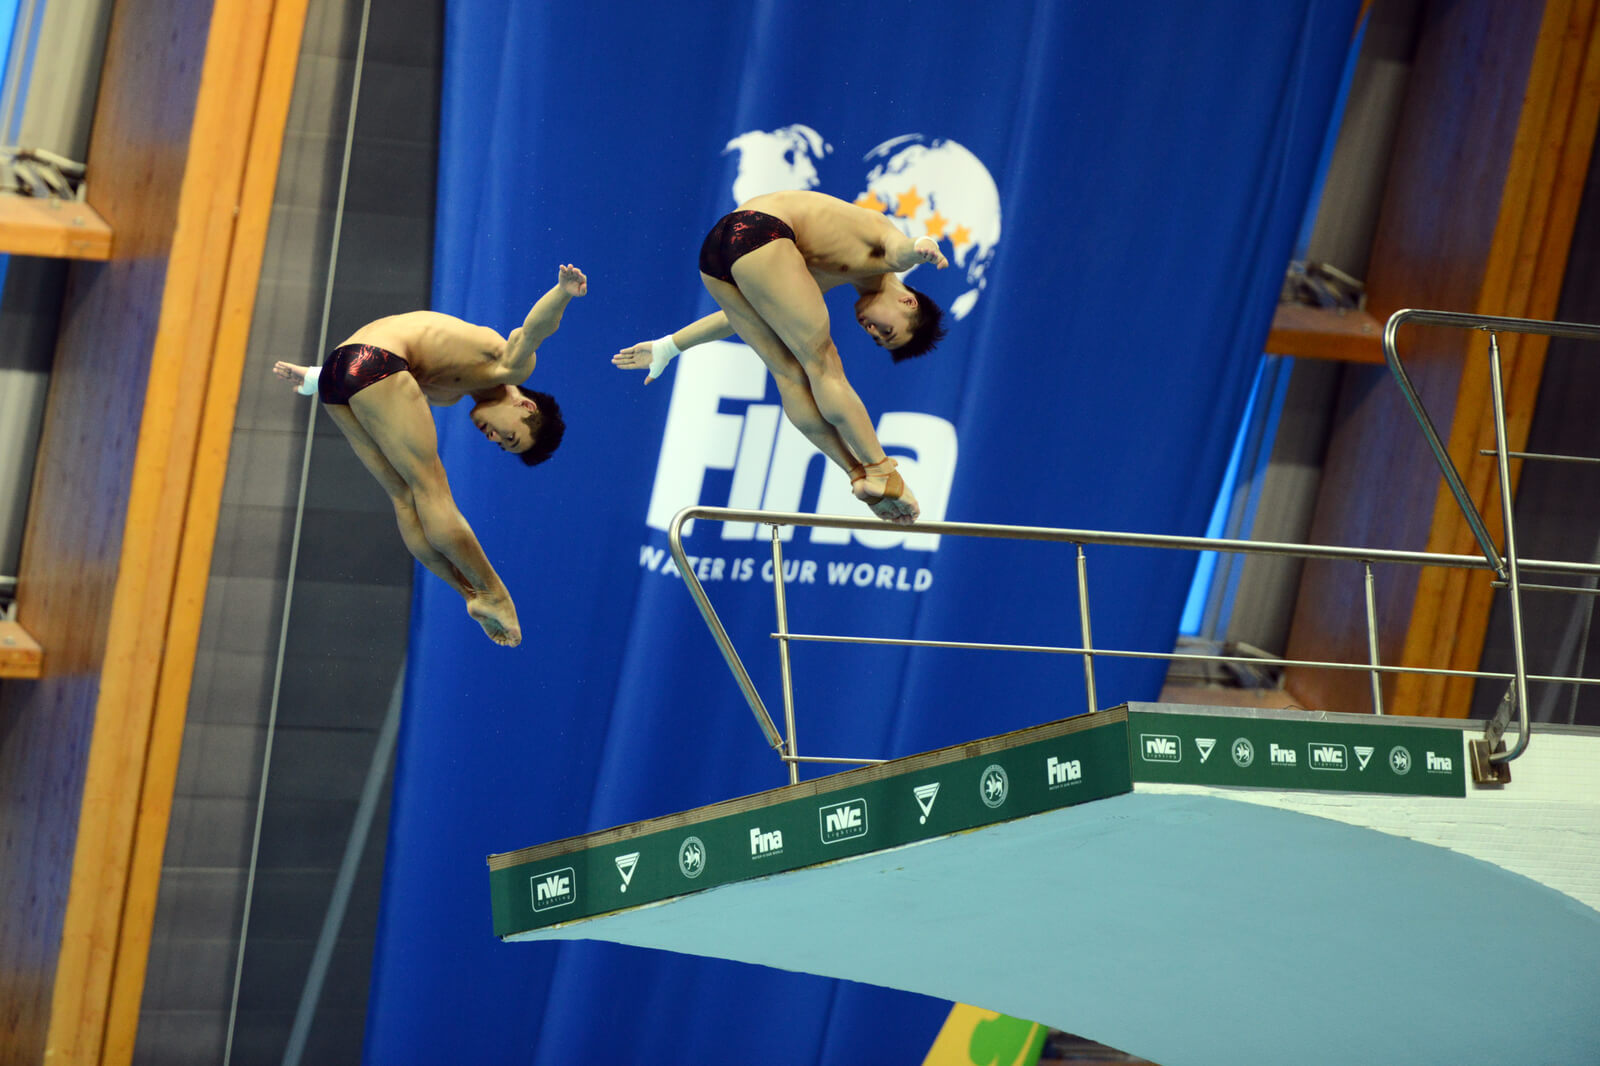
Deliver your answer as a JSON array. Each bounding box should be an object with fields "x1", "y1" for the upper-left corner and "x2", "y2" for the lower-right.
[{"x1": 365, "y1": 2, "x2": 1360, "y2": 1063}]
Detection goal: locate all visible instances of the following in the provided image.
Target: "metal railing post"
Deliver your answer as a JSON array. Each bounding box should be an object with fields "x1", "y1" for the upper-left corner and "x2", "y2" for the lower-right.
[
  {"x1": 667, "y1": 511, "x2": 784, "y2": 751},
  {"x1": 1383, "y1": 311, "x2": 1505, "y2": 575},
  {"x1": 769, "y1": 525, "x2": 800, "y2": 784},
  {"x1": 1487, "y1": 333, "x2": 1532, "y2": 763},
  {"x1": 1076, "y1": 544, "x2": 1098, "y2": 714},
  {"x1": 1364, "y1": 562, "x2": 1384, "y2": 715}
]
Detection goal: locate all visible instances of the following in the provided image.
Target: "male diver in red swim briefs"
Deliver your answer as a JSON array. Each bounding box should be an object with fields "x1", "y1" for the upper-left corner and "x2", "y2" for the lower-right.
[
  {"x1": 612, "y1": 190, "x2": 948, "y2": 526},
  {"x1": 272, "y1": 263, "x2": 587, "y2": 647}
]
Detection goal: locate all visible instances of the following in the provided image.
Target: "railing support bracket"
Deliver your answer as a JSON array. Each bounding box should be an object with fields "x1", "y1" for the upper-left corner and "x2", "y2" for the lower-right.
[
  {"x1": 1470, "y1": 687, "x2": 1515, "y2": 787},
  {"x1": 1469, "y1": 739, "x2": 1512, "y2": 787}
]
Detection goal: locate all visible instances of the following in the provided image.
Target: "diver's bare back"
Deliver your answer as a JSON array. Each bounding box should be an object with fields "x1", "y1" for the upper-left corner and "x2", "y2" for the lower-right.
[
  {"x1": 738, "y1": 190, "x2": 903, "y2": 288},
  {"x1": 339, "y1": 311, "x2": 511, "y2": 404}
]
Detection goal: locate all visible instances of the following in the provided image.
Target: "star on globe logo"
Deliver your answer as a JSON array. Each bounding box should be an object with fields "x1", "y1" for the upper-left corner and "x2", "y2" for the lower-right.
[{"x1": 723, "y1": 124, "x2": 1002, "y2": 322}]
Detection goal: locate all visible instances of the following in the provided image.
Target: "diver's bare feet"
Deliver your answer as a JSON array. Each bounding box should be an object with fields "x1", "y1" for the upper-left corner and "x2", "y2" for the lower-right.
[
  {"x1": 851, "y1": 457, "x2": 919, "y2": 525},
  {"x1": 468, "y1": 594, "x2": 522, "y2": 647}
]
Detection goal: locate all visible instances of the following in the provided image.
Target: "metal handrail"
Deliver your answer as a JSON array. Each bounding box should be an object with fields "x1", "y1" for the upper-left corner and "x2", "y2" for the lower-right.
[
  {"x1": 1383, "y1": 309, "x2": 1600, "y2": 772},
  {"x1": 666, "y1": 507, "x2": 1600, "y2": 784},
  {"x1": 1479, "y1": 449, "x2": 1600, "y2": 466},
  {"x1": 1382, "y1": 309, "x2": 1600, "y2": 575},
  {"x1": 775, "y1": 631, "x2": 1600, "y2": 688}
]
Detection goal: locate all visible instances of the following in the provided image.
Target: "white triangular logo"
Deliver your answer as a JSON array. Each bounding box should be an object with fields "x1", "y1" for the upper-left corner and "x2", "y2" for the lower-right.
[
  {"x1": 615, "y1": 852, "x2": 639, "y2": 892},
  {"x1": 1196, "y1": 737, "x2": 1216, "y2": 763},
  {"x1": 913, "y1": 782, "x2": 941, "y2": 824},
  {"x1": 1354, "y1": 746, "x2": 1374, "y2": 771}
]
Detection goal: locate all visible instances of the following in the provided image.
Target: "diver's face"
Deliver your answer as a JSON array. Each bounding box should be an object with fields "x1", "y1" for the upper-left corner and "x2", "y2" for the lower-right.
[
  {"x1": 470, "y1": 393, "x2": 536, "y2": 453},
  {"x1": 854, "y1": 289, "x2": 917, "y2": 350}
]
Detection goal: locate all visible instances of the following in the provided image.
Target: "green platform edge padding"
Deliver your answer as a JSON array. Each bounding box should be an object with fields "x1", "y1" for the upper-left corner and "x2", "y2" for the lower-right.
[
  {"x1": 1125, "y1": 708, "x2": 1466, "y2": 798},
  {"x1": 488, "y1": 708, "x2": 1133, "y2": 938},
  {"x1": 487, "y1": 704, "x2": 1467, "y2": 938}
]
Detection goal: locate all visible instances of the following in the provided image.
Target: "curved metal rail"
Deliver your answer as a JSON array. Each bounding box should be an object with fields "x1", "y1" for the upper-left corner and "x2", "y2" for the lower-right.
[
  {"x1": 1383, "y1": 309, "x2": 1600, "y2": 774},
  {"x1": 667, "y1": 506, "x2": 1599, "y2": 785},
  {"x1": 1382, "y1": 309, "x2": 1600, "y2": 573}
]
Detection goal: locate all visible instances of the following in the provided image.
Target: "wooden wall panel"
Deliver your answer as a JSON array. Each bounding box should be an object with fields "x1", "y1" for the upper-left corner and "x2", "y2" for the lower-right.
[
  {"x1": 1285, "y1": 0, "x2": 1600, "y2": 716},
  {"x1": 0, "y1": 621, "x2": 42, "y2": 676},
  {"x1": 0, "y1": 1, "x2": 307, "y2": 1064},
  {"x1": 101, "y1": 2, "x2": 311, "y2": 1059},
  {"x1": 1265, "y1": 304, "x2": 1385, "y2": 363},
  {"x1": 0, "y1": 197, "x2": 112, "y2": 259},
  {"x1": 1398, "y1": 0, "x2": 1600, "y2": 718}
]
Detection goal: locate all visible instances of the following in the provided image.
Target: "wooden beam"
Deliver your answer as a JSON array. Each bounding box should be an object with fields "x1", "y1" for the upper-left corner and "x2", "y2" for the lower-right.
[
  {"x1": 1266, "y1": 303, "x2": 1385, "y2": 363},
  {"x1": 0, "y1": 195, "x2": 113, "y2": 259},
  {"x1": 100, "y1": 0, "x2": 310, "y2": 1058},
  {"x1": 0, "y1": 1, "x2": 308, "y2": 1064},
  {"x1": 45, "y1": 0, "x2": 312, "y2": 1059},
  {"x1": 0, "y1": 619, "x2": 42, "y2": 677}
]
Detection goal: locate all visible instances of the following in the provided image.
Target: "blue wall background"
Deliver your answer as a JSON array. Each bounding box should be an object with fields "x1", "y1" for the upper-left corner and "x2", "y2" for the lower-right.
[{"x1": 365, "y1": 2, "x2": 1361, "y2": 1062}]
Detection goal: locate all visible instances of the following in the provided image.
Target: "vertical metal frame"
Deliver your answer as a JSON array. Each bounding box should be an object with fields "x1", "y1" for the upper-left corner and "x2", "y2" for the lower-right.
[
  {"x1": 1363, "y1": 562, "x2": 1384, "y2": 715},
  {"x1": 769, "y1": 524, "x2": 800, "y2": 784},
  {"x1": 1076, "y1": 544, "x2": 1098, "y2": 713}
]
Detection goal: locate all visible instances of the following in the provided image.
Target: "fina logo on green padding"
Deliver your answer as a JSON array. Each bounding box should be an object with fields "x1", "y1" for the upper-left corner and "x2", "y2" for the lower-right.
[
  {"x1": 531, "y1": 867, "x2": 576, "y2": 912},
  {"x1": 1426, "y1": 750, "x2": 1454, "y2": 774},
  {"x1": 749, "y1": 825, "x2": 785, "y2": 858},
  {"x1": 1140, "y1": 734, "x2": 1181, "y2": 762},
  {"x1": 819, "y1": 798, "x2": 869, "y2": 844},
  {"x1": 1046, "y1": 755, "x2": 1082, "y2": 789},
  {"x1": 1308, "y1": 743, "x2": 1348, "y2": 771}
]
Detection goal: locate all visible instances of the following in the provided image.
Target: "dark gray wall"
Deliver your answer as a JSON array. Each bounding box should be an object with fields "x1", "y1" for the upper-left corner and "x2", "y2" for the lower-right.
[
  {"x1": 0, "y1": 259, "x2": 67, "y2": 577},
  {"x1": 1302, "y1": 0, "x2": 1424, "y2": 282},
  {"x1": 134, "y1": 0, "x2": 441, "y2": 1062},
  {"x1": 1180, "y1": 1, "x2": 1424, "y2": 670}
]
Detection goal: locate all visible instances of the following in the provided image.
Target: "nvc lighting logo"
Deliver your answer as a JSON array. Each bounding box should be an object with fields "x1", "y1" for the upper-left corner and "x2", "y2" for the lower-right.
[
  {"x1": 1139, "y1": 734, "x2": 1181, "y2": 763},
  {"x1": 819, "y1": 798, "x2": 870, "y2": 844},
  {"x1": 530, "y1": 867, "x2": 576, "y2": 912}
]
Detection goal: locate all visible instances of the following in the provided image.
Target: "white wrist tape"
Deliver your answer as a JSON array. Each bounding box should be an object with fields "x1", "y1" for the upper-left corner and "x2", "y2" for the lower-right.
[
  {"x1": 297, "y1": 365, "x2": 321, "y2": 396},
  {"x1": 649, "y1": 335, "x2": 681, "y2": 379}
]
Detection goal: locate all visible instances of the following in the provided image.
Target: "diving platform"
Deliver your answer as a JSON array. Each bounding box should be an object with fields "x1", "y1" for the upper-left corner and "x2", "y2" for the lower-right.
[
  {"x1": 489, "y1": 310, "x2": 1600, "y2": 1062},
  {"x1": 488, "y1": 703, "x2": 1600, "y2": 1066}
]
